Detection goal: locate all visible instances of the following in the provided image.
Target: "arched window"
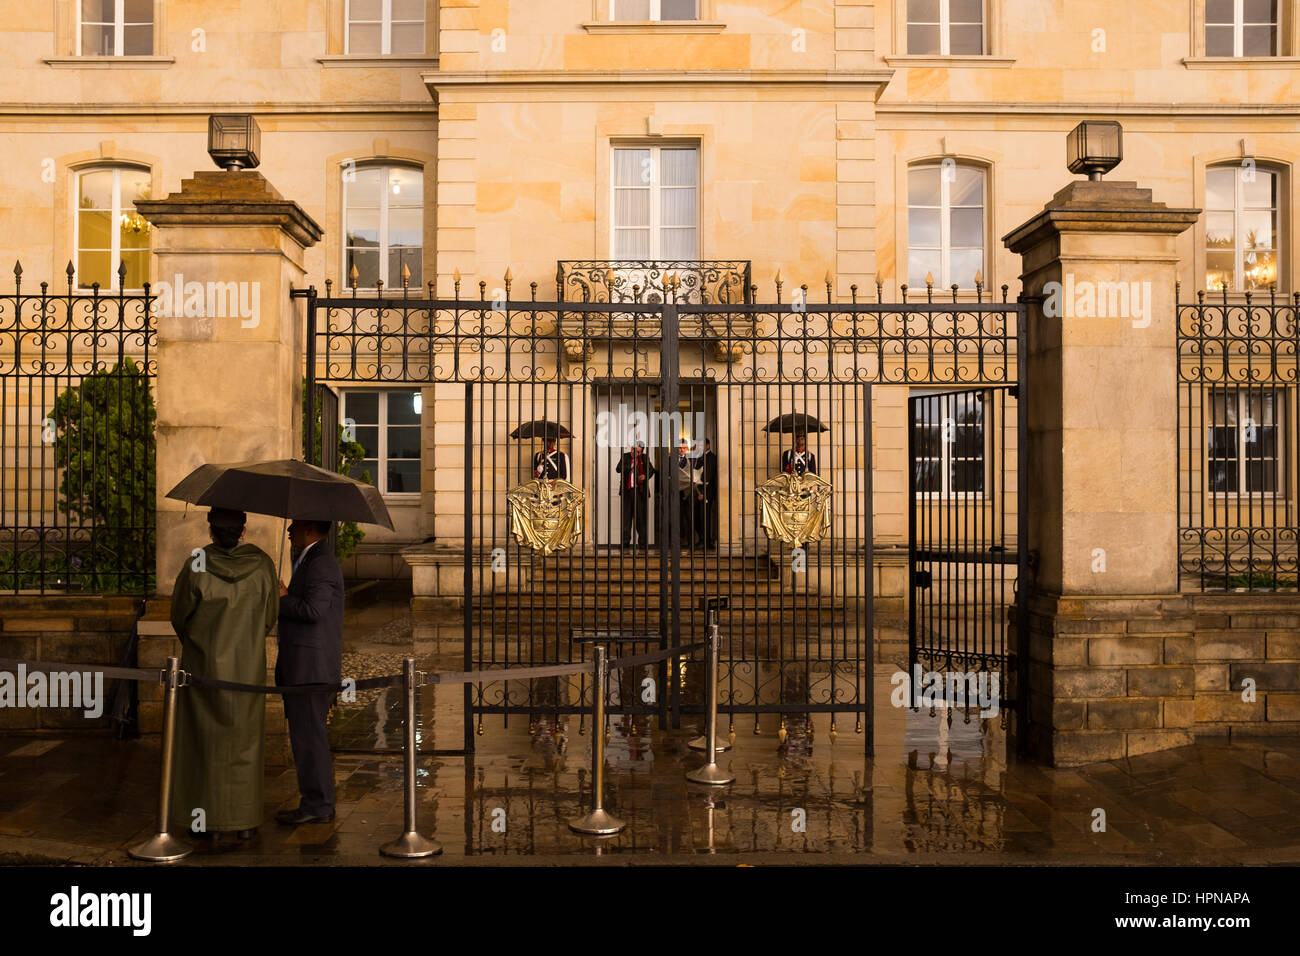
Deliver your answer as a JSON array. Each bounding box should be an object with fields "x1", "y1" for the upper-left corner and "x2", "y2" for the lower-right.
[
  {"x1": 342, "y1": 163, "x2": 424, "y2": 288},
  {"x1": 907, "y1": 161, "x2": 986, "y2": 289},
  {"x1": 75, "y1": 165, "x2": 151, "y2": 291},
  {"x1": 1206, "y1": 162, "x2": 1282, "y2": 292}
]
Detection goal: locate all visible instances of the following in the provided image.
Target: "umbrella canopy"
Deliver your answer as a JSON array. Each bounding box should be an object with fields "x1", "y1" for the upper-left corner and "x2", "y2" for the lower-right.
[
  {"x1": 509, "y1": 419, "x2": 572, "y2": 440},
  {"x1": 763, "y1": 413, "x2": 829, "y2": 434},
  {"x1": 165, "y1": 458, "x2": 395, "y2": 530}
]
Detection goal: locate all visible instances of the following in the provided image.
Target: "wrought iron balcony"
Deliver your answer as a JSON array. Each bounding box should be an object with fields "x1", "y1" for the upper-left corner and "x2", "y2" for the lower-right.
[{"x1": 557, "y1": 260, "x2": 751, "y2": 304}]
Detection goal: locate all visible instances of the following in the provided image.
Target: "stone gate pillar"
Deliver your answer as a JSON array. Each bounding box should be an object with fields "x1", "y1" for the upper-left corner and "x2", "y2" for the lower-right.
[
  {"x1": 1004, "y1": 179, "x2": 1199, "y2": 766},
  {"x1": 136, "y1": 171, "x2": 322, "y2": 591}
]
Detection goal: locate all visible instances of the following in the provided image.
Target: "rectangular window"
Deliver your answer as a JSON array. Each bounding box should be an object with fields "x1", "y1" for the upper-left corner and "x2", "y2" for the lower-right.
[
  {"x1": 913, "y1": 392, "x2": 985, "y2": 497},
  {"x1": 612, "y1": 0, "x2": 699, "y2": 20},
  {"x1": 1206, "y1": 0, "x2": 1279, "y2": 56},
  {"x1": 343, "y1": 390, "x2": 423, "y2": 494},
  {"x1": 908, "y1": 163, "x2": 986, "y2": 289},
  {"x1": 1205, "y1": 164, "x2": 1280, "y2": 292},
  {"x1": 611, "y1": 146, "x2": 698, "y2": 260},
  {"x1": 347, "y1": 0, "x2": 425, "y2": 55},
  {"x1": 343, "y1": 164, "x2": 423, "y2": 288},
  {"x1": 1208, "y1": 389, "x2": 1281, "y2": 495},
  {"x1": 907, "y1": 0, "x2": 984, "y2": 55},
  {"x1": 76, "y1": 166, "x2": 151, "y2": 290},
  {"x1": 79, "y1": 0, "x2": 154, "y2": 56}
]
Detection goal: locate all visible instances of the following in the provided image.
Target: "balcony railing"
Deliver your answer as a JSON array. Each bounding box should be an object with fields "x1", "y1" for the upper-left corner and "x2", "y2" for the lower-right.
[{"x1": 557, "y1": 260, "x2": 751, "y2": 304}]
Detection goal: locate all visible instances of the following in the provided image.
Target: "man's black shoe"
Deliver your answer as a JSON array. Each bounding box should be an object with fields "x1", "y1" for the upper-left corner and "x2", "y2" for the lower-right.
[{"x1": 275, "y1": 808, "x2": 335, "y2": 825}]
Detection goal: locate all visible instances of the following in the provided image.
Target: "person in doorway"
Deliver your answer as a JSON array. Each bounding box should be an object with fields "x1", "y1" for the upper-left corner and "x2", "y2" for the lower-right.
[
  {"x1": 169, "y1": 507, "x2": 279, "y2": 843},
  {"x1": 693, "y1": 437, "x2": 719, "y2": 550},
  {"x1": 781, "y1": 433, "x2": 818, "y2": 476},
  {"x1": 674, "y1": 440, "x2": 697, "y2": 549},
  {"x1": 275, "y1": 519, "x2": 345, "y2": 825},
  {"x1": 615, "y1": 442, "x2": 656, "y2": 549},
  {"x1": 532, "y1": 438, "x2": 570, "y2": 481}
]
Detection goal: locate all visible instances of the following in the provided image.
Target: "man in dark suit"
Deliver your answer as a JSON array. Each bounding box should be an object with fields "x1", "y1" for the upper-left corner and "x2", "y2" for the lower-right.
[
  {"x1": 615, "y1": 443, "x2": 656, "y2": 548},
  {"x1": 780, "y1": 433, "x2": 818, "y2": 476},
  {"x1": 693, "y1": 437, "x2": 719, "y2": 549},
  {"x1": 275, "y1": 519, "x2": 344, "y2": 825},
  {"x1": 532, "y1": 439, "x2": 571, "y2": 480}
]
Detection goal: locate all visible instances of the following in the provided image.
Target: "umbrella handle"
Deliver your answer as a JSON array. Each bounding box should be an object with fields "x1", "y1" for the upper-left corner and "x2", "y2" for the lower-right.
[{"x1": 278, "y1": 516, "x2": 287, "y2": 580}]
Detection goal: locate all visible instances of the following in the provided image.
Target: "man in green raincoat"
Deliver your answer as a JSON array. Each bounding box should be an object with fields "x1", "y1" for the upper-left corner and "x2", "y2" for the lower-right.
[{"x1": 169, "y1": 507, "x2": 278, "y2": 839}]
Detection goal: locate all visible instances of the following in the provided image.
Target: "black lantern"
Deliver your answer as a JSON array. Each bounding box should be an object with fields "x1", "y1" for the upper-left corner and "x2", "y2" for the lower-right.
[
  {"x1": 1066, "y1": 120, "x2": 1123, "y2": 181},
  {"x1": 207, "y1": 114, "x2": 262, "y2": 171}
]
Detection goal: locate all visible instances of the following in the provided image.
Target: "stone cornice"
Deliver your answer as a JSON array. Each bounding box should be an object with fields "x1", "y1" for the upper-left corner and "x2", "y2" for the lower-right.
[
  {"x1": 426, "y1": 69, "x2": 894, "y2": 102},
  {"x1": 134, "y1": 171, "x2": 323, "y2": 248},
  {"x1": 0, "y1": 103, "x2": 436, "y2": 116},
  {"x1": 879, "y1": 100, "x2": 1300, "y2": 116},
  {"x1": 1003, "y1": 181, "x2": 1201, "y2": 254}
]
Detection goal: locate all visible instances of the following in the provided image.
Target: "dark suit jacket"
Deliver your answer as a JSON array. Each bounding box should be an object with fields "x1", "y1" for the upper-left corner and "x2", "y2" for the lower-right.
[
  {"x1": 694, "y1": 450, "x2": 718, "y2": 501},
  {"x1": 781, "y1": 449, "x2": 818, "y2": 475},
  {"x1": 276, "y1": 540, "x2": 344, "y2": 685},
  {"x1": 615, "y1": 451, "x2": 656, "y2": 497}
]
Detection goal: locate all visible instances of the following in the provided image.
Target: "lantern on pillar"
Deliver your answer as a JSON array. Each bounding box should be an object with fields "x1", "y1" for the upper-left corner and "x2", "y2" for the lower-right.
[
  {"x1": 1066, "y1": 120, "x2": 1123, "y2": 181},
  {"x1": 207, "y1": 114, "x2": 262, "y2": 171}
]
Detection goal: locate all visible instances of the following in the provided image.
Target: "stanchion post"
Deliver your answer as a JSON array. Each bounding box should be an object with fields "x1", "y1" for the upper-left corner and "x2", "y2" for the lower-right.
[
  {"x1": 686, "y1": 615, "x2": 733, "y2": 786},
  {"x1": 689, "y1": 608, "x2": 731, "y2": 753},
  {"x1": 128, "y1": 656, "x2": 192, "y2": 862},
  {"x1": 569, "y1": 645, "x2": 624, "y2": 835},
  {"x1": 380, "y1": 658, "x2": 442, "y2": 858}
]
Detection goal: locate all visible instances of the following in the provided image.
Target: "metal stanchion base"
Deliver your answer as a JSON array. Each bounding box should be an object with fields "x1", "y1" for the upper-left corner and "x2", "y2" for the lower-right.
[
  {"x1": 688, "y1": 735, "x2": 732, "y2": 753},
  {"x1": 568, "y1": 808, "x2": 625, "y2": 836},
  {"x1": 127, "y1": 832, "x2": 192, "y2": 863},
  {"x1": 686, "y1": 762, "x2": 734, "y2": 786},
  {"x1": 380, "y1": 830, "x2": 443, "y2": 858}
]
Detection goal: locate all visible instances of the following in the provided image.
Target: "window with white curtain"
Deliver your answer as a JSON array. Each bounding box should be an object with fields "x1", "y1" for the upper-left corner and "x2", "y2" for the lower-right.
[
  {"x1": 343, "y1": 390, "x2": 423, "y2": 494},
  {"x1": 79, "y1": 0, "x2": 154, "y2": 55},
  {"x1": 907, "y1": 0, "x2": 984, "y2": 54},
  {"x1": 612, "y1": 0, "x2": 700, "y2": 20},
  {"x1": 1206, "y1": 0, "x2": 1279, "y2": 56},
  {"x1": 343, "y1": 164, "x2": 423, "y2": 288},
  {"x1": 907, "y1": 162, "x2": 986, "y2": 289},
  {"x1": 347, "y1": 0, "x2": 425, "y2": 54},
  {"x1": 1208, "y1": 389, "x2": 1282, "y2": 494},
  {"x1": 611, "y1": 146, "x2": 699, "y2": 260},
  {"x1": 76, "y1": 166, "x2": 151, "y2": 290},
  {"x1": 913, "y1": 391, "x2": 986, "y2": 497},
  {"x1": 1205, "y1": 163, "x2": 1281, "y2": 292}
]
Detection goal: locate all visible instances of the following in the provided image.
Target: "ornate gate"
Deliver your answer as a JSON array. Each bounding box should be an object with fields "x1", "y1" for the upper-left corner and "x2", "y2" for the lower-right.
[{"x1": 297, "y1": 273, "x2": 1026, "y2": 754}]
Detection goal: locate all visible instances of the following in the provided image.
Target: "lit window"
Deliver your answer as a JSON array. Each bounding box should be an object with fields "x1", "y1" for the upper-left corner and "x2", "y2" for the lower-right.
[
  {"x1": 347, "y1": 0, "x2": 425, "y2": 55},
  {"x1": 1206, "y1": 0, "x2": 1278, "y2": 56},
  {"x1": 1206, "y1": 164, "x2": 1280, "y2": 292},
  {"x1": 913, "y1": 392, "x2": 985, "y2": 497},
  {"x1": 76, "y1": 167, "x2": 151, "y2": 291},
  {"x1": 79, "y1": 0, "x2": 154, "y2": 56},
  {"x1": 612, "y1": 0, "x2": 699, "y2": 20},
  {"x1": 907, "y1": 0, "x2": 984, "y2": 55},
  {"x1": 612, "y1": 146, "x2": 699, "y2": 259},
  {"x1": 907, "y1": 162, "x2": 985, "y2": 289},
  {"x1": 1208, "y1": 389, "x2": 1282, "y2": 495},
  {"x1": 343, "y1": 164, "x2": 423, "y2": 288},
  {"x1": 343, "y1": 390, "x2": 422, "y2": 494}
]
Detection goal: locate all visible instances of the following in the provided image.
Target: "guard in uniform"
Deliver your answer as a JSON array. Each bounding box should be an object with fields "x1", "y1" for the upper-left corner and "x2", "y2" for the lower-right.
[
  {"x1": 780, "y1": 433, "x2": 818, "y2": 476},
  {"x1": 532, "y1": 439, "x2": 571, "y2": 481}
]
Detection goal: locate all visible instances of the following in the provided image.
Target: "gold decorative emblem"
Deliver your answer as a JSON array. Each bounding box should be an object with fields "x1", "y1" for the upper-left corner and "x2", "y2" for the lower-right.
[
  {"x1": 506, "y1": 478, "x2": 585, "y2": 555},
  {"x1": 757, "y1": 473, "x2": 831, "y2": 549}
]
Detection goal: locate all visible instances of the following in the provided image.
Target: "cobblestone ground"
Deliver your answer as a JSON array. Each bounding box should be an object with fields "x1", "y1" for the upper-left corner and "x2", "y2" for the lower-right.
[{"x1": 2, "y1": 587, "x2": 1300, "y2": 865}]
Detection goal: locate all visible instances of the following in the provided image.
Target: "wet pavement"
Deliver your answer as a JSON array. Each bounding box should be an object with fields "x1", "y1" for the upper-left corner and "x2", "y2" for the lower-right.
[{"x1": 3, "y1": 587, "x2": 1300, "y2": 865}]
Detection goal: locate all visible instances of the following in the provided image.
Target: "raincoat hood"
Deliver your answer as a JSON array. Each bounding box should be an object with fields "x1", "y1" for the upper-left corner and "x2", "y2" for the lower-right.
[{"x1": 203, "y1": 542, "x2": 273, "y2": 583}]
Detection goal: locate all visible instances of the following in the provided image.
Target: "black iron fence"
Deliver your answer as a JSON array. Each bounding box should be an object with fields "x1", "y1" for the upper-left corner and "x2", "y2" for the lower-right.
[
  {"x1": 1178, "y1": 287, "x2": 1299, "y2": 591},
  {"x1": 0, "y1": 263, "x2": 157, "y2": 593},
  {"x1": 557, "y1": 260, "x2": 751, "y2": 304}
]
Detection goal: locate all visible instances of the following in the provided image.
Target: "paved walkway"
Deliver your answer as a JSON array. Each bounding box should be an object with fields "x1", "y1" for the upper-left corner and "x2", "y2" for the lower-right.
[{"x1": 3, "y1": 589, "x2": 1299, "y2": 865}]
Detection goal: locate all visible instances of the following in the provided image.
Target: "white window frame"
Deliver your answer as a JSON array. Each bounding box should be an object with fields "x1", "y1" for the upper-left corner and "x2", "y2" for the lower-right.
[
  {"x1": 73, "y1": 165, "x2": 150, "y2": 292},
  {"x1": 341, "y1": 162, "x2": 423, "y2": 290},
  {"x1": 610, "y1": 0, "x2": 700, "y2": 21},
  {"x1": 609, "y1": 145, "x2": 699, "y2": 261},
  {"x1": 77, "y1": 0, "x2": 153, "y2": 56},
  {"x1": 906, "y1": 0, "x2": 985, "y2": 55},
  {"x1": 907, "y1": 162, "x2": 986, "y2": 290},
  {"x1": 1205, "y1": 162, "x2": 1281, "y2": 293},
  {"x1": 342, "y1": 389, "x2": 422, "y2": 497},
  {"x1": 1206, "y1": 0, "x2": 1280, "y2": 56},
  {"x1": 345, "y1": 0, "x2": 425, "y2": 55},
  {"x1": 1207, "y1": 388, "x2": 1285, "y2": 498},
  {"x1": 912, "y1": 390, "x2": 989, "y2": 500}
]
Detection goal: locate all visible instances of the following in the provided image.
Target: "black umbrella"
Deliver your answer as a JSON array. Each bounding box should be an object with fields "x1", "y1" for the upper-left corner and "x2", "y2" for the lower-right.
[
  {"x1": 763, "y1": 413, "x2": 828, "y2": 434},
  {"x1": 509, "y1": 419, "x2": 572, "y2": 440},
  {"x1": 166, "y1": 458, "x2": 395, "y2": 530}
]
